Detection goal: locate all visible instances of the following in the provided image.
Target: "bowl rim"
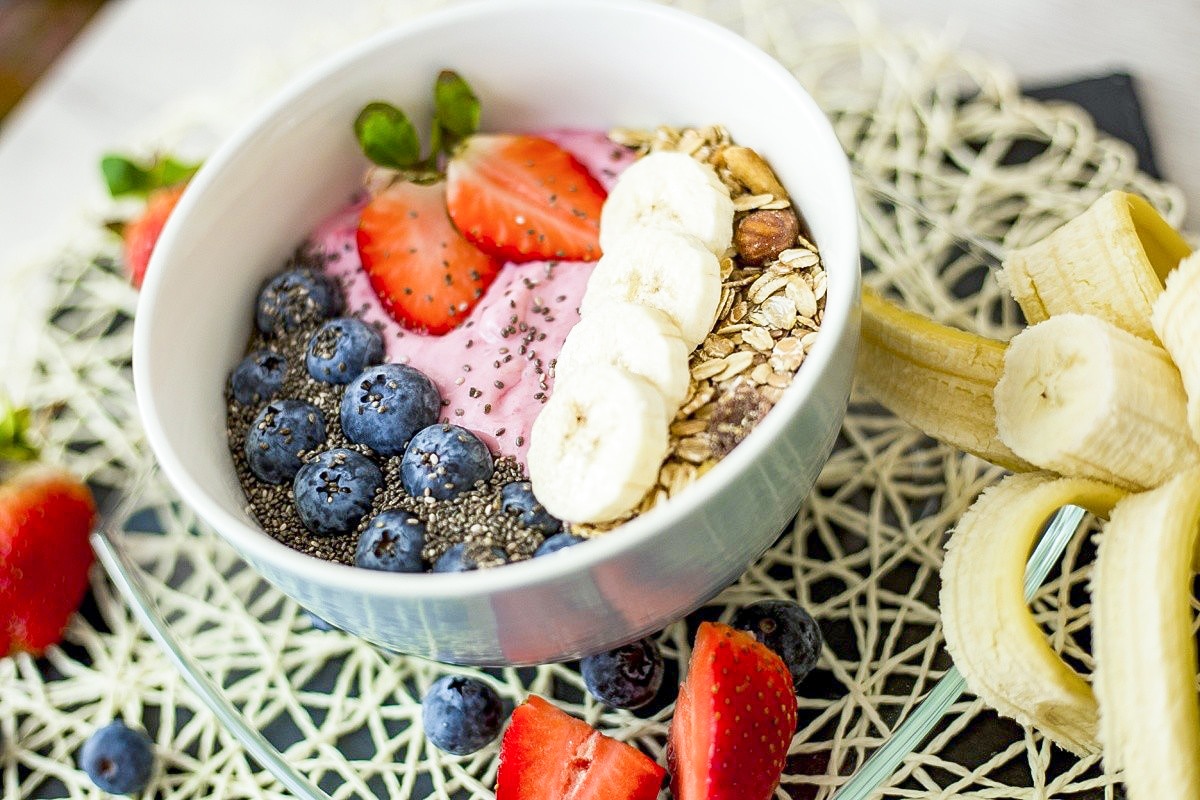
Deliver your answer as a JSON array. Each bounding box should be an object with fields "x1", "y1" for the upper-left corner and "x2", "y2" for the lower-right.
[{"x1": 134, "y1": 0, "x2": 861, "y2": 601}]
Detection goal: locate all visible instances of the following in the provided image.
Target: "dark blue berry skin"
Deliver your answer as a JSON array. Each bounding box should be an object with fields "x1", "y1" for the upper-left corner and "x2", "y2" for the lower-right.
[
  {"x1": 432, "y1": 543, "x2": 507, "y2": 573},
  {"x1": 533, "y1": 532, "x2": 586, "y2": 557},
  {"x1": 293, "y1": 448, "x2": 383, "y2": 536},
  {"x1": 401, "y1": 424, "x2": 494, "y2": 501},
  {"x1": 499, "y1": 481, "x2": 562, "y2": 535},
  {"x1": 306, "y1": 317, "x2": 384, "y2": 384},
  {"x1": 580, "y1": 637, "x2": 664, "y2": 710},
  {"x1": 255, "y1": 267, "x2": 343, "y2": 337},
  {"x1": 78, "y1": 720, "x2": 155, "y2": 795},
  {"x1": 340, "y1": 364, "x2": 441, "y2": 456},
  {"x1": 730, "y1": 599, "x2": 823, "y2": 689},
  {"x1": 244, "y1": 399, "x2": 326, "y2": 484},
  {"x1": 421, "y1": 675, "x2": 503, "y2": 755},
  {"x1": 356, "y1": 509, "x2": 426, "y2": 573},
  {"x1": 229, "y1": 349, "x2": 288, "y2": 405}
]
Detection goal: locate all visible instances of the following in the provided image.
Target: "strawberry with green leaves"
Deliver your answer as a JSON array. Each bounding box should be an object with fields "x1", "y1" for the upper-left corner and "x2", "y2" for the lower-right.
[
  {"x1": 0, "y1": 405, "x2": 97, "y2": 657},
  {"x1": 667, "y1": 621, "x2": 798, "y2": 800},
  {"x1": 353, "y1": 70, "x2": 606, "y2": 334},
  {"x1": 101, "y1": 153, "x2": 199, "y2": 288}
]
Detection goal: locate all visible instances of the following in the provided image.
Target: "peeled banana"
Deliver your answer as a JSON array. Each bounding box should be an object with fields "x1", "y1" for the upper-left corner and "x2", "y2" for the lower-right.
[
  {"x1": 858, "y1": 287, "x2": 1033, "y2": 472},
  {"x1": 993, "y1": 313, "x2": 1199, "y2": 491},
  {"x1": 1001, "y1": 191, "x2": 1190, "y2": 341},
  {"x1": 941, "y1": 472, "x2": 1125, "y2": 755},
  {"x1": 1151, "y1": 250, "x2": 1200, "y2": 441},
  {"x1": 1092, "y1": 469, "x2": 1200, "y2": 800}
]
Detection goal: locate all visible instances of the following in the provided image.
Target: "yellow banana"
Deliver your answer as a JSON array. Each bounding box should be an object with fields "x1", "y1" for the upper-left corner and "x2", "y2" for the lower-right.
[{"x1": 1151, "y1": 250, "x2": 1200, "y2": 441}]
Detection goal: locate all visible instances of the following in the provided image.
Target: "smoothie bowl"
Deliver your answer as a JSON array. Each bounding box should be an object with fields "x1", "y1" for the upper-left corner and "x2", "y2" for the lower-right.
[{"x1": 133, "y1": 0, "x2": 860, "y2": 665}]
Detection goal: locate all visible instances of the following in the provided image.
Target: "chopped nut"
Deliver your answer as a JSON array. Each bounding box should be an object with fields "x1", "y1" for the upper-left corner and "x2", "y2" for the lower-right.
[
  {"x1": 734, "y1": 208, "x2": 801, "y2": 264},
  {"x1": 722, "y1": 145, "x2": 788, "y2": 197}
]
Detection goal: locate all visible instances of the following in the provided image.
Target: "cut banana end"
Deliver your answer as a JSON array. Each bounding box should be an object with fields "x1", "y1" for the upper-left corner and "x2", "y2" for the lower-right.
[
  {"x1": 941, "y1": 472, "x2": 1125, "y2": 755},
  {"x1": 858, "y1": 287, "x2": 1033, "y2": 472},
  {"x1": 1092, "y1": 468, "x2": 1200, "y2": 799},
  {"x1": 527, "y1": 364, "x2": 669, "y2": 523},
  {"x1": 599, "y1": 151, "x2": 735, "y2": 257},
  {"x1": 1152, "y1": 250, "x2": 1200, "y2": 441},
  {"x1": 1001, "y1": 191, "x2": 1190, "y2": 341},
  {"x1": 554, "y1": 301, "x2": 691, "y2": 410},
  {"x1": 581, "y1": 227, "x2": 722, "y2": 349},
  {"x1": 994, "y1": 313, "x2": 1200, "y2": 491}
]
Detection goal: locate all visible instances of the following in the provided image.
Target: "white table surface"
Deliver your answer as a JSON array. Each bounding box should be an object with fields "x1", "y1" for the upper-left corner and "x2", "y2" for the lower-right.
[{"x1": 3, "y1": 0, "x2": 1198, "y2": 276}]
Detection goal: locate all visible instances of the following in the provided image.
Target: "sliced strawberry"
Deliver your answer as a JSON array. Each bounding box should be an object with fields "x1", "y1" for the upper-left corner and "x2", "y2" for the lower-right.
[
  {"x1": 446, "y1": 133, "x2": 606, "y2": 263},
  {"x1": 122, "y1": 183, "x2": 186, "y2": 288},
  {"x1": 0, "y1": 437, "x2": 96, "y2": 656},
  {"x1": 667, "y1": 621, "x2": 798, "y2": 800},
  {"x1": 357, "y1": 180, "x2": 502, "y2": 335},
  {"x1": 497, "y1": 695, "x2": 664, "y2": 800}
]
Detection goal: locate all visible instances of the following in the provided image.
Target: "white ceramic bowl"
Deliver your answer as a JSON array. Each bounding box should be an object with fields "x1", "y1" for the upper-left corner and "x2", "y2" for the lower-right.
[{"x1": 134, "y1": 0, "x2": 860, "y2": 665}]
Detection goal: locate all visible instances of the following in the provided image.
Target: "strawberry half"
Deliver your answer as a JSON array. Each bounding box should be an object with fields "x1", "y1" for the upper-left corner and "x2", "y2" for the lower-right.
[
  {"x1": 122, "y1": 183, "x2": 186, "y2": 288},
  {"x1": 667, "y1": 621, "x2": 798, "y2": 800},
  {"x1": 0, "y1": 408, "x2": 96, "y2": 657},
  {"x1": 446, "y1": 133, "x2": 607, "y2": 263},
  {"x1": 357, "y1": 180, "x2": 502, "y2": 335},
  {"x1": 496, "y1": 695, "x2": 665, "y2": 800}
]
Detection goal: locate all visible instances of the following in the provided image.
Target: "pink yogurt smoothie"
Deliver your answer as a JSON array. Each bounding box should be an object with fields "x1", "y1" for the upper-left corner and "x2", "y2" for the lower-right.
[{"x1": 308, "y1": 130, "x2": 636, "y2": 465}]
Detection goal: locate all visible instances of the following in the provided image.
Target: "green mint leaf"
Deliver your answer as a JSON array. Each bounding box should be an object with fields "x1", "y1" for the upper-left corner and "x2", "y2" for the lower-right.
[
  {"x1": 101, "y1": 155, "x2": 154, "y2": 197},
  {"x1": 354, "y1": 102, "x2": 421, "y2": 169},
  {"x1": 155, "y1": 156, "x2": 201, "y2": 187},
  {"x1": 433, "y1": 70, "x2": 480, "y2": 145}
]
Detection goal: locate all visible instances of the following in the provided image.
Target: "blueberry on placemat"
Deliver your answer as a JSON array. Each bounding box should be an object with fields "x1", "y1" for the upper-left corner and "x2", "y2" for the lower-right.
[
  {"x1": 293, "y1": 448, "x2": 383, "y2": 536},
  {"x1": 355, "y1": 509, "x2": 426, "y2": 573},
  {"x1": 255, "y1": 267, "x2": 343, "y2": 337},
  {"x1": 244, "y1": 399, "x2": 326, "y2": 484},
  {"x1": 306, "y1": 317, "x2": 384, "y2": 384},
  {"x1": 78, "y1": 720, "x2": 155, "y2": 795},
  {"x1": 401, "y1": 424, "x2": 494, "y2": 501},
  {"x1": 421, "y1": 675, "x2": 504, "y2": 755},
  {"x1": 229, "y1": 349, "x2": 287, "y2": 405},
  {"x1": 581, "y1": 637, "x2": 664, "y2": 710},
  {"x1": 500, "y1": 480, "x2": 562, "y2": 535},
  {"x1": 730, "y1": 599, "x2": 823, "y2": 689},
  {"x1": 340, "y1": 363, "x2": 441, "y2": 456}
]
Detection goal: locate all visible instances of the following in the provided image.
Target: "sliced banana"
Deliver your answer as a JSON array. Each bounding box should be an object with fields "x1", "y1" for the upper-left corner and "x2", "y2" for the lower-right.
[
  {"x1": 599, "y1": 151, "x2": 735, "y2": 256},
  {"x1": 581, "y1": 227, "x2": 721, "y2": 349},
  {"x1": 527, "y1": 364, "x2": 670, "y2": 523},
  {"x1": 554, "y1": 301, "x2": 690, "y2": 410},
  {"x1": 941, "y1": 472, "x2": 1125, "y2": 755},
  {"x1": 858, "y1": 287, "x2": 1033, "y2": 472},
  {"x1": 1001, "y1": 191, "x2": 1190, "y2": 342},
  {"x1": 994, "y1": 313, "x2": 1200, "y2": 491},
  {"x1": 1093, "y1": 469, "x2": 1200, "y2": 800},
  {"x1": 1151, "y1": 250, "x2": 1200, "y2": 441}
]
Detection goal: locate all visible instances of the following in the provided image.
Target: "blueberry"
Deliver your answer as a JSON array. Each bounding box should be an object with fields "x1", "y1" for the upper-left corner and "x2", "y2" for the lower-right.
[
  {"x1": 306, "y1": 317, "x2": 384, "y2": 384},
  {"x1": 355, "y1": 509, "x2": 426, "y2": 572},
  {"x1": 432, "y1": 542, "x2": 507, "y2": 572},
  {"x1": 255, "y1": 267, "x2": 343, "y2": 337},
  {"x1": 730, "y1": 599, "x2": 823, "y2": 688},
  {"x1": 78, "y1": 720, "x2": 155, "y2": 795},
  {"x1": 580, "y1": 637, "x2": 664, "y2": 710},
  {"x1": 340, "y1": 363, "x2": 441, "y2": 456},
  {"x1": 401, "y1": 424, "x2": 493, "y2": 500},
  {"x1": 499, "y1": 481, "x2": 561, "y2": 535},
  {"x1": 293, "y1": 448, "x2": 383, "y2": 536},
  {"x1": 533, "y1": 532, "x2": 586, "y2": 557},
  {"x1": 421, "y1": 675, "x2": 503, "y2": 755},
  {"x1": 229, "y1": 349, "x2": 288, "y2": 405},
  {"x1": 244, "y1": 399, "x2": 326, "y2": 484}
]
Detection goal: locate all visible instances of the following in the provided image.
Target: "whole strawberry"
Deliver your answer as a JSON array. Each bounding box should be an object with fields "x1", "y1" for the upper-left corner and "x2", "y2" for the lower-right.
[
  {"x1": 101, "y1": 153, "x2": 199, "y2": 288},
  {"x1": 0, "y1": 405, "x2": 97, "y2": 656}
]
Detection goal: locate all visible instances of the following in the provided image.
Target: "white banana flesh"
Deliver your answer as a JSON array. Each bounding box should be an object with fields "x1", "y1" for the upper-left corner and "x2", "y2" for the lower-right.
[
  {"x1": 554, "y1": 301, "x2": 691, "y2": 410},
  {"x1": 1151, "y1": 250, "x2": 1200, "y2": 441},
  {"x1": 941, "y1": 472, "x2": 1125, "y2": 755},
  {"x1": 581, "y1": 227, "x2": 722, "y2": 349},
  {"x1": 599, "y1": 151, "x2": 735, "y2": 257},
  {"x1": 526, "y1": 364, "x2": 670, "y2": 523},
  {"x1": 858, "y1": 287, "x2": 1033, "y2": 472},
  {"x1": 1092, "y1": 468, "x2": 1200, "y2": 800},
  {"x1": 993, "y1": 313, "x2": 1199, "y2": 491},
  {"x1": 1001, "y1": 191, "x2": 1190, "y2": 341}
]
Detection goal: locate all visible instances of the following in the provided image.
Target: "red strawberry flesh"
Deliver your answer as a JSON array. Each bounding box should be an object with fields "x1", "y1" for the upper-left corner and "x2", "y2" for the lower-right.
[
  {"x1": 357, "y1": 180, "x2": 502, "y2": 335},
  {"x1": 668, "y1": 621, "x2": 798, "y2": 800},
  {"x1": 497, "y1": 695, "x2": 664, "y2": 800},
  {"x1": 446, "y1": 133, "x2": 607, "y2": 263},
  {"x1": 0, "y1": 463, "x2": 96, "y2": 656},
  {"x1": 123, "y1": 183, "x2": 186, "y2": 289}
]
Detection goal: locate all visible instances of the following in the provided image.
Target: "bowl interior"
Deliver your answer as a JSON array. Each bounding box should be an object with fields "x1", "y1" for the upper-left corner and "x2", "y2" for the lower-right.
[{"x1": 134, "y1": 0, "x2": 859, "y2": 612}]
